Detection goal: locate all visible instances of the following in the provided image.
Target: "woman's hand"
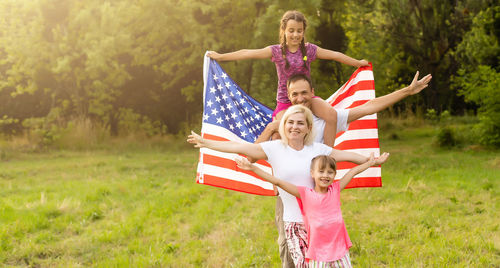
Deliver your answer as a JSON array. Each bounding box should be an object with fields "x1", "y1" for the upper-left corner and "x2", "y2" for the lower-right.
[{"x1": 187, "y1": 131, "x2": 205, "y2": 148}]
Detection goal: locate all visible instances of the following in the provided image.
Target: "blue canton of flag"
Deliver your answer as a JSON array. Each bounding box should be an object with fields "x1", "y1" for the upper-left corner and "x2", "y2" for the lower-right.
[{"x1": 203, "y1": 59, "x2": 273, "y2": 142}]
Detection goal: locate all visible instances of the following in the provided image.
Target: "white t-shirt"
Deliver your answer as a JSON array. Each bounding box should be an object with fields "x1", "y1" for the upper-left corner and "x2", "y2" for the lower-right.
[
  {"x1": 260, "y1": 140, "x2": 333, "y2": 222},
  {"x1": 313, "y1": 108, "x2": 349, "y2": 143}
]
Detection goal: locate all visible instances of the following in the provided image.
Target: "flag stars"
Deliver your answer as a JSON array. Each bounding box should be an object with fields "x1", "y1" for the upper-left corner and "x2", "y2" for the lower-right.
[
  {"x1": 226, "y1": 103, "x2": 233, "y2": 110},
  {"x1": 203, "y1": 114, "x2": 209, "y2": 121},
  {"x1": 213, "y1": 74, "x2": 218, "y2": 80},
  {"x1": 216, "y1": 117, "x2": 223, "y2": 124},
  {"x1": 225, "y1": 115, "x2": 230, "y2": 121},
  {"x1": 239, "y1": 98, "x2": 245, "y2": 105},
  {"x1": 225, "y1": 82, "x2": 231, "y2": 88},
  {"x1": 240, "y1": 131, "x2": 247, "y2": 138},
  {"x1": 229, "y1": 124, "x2": 234, "y2": 130},
  {"x1": 220, "y1": 106, "x2": 226, "y2": 112},
  {"x1": 231, "y1": 112, "x2": 237, "y2": 119},
  {"x1": 217, "y1": 84, "x2": 223, "y2": 90},
  {"x1": 210, "y1": 87, "x2": 216, "y2": 93},
  {"x1": 206, "y1": 100, "x2": 213, "y2": 107},
  {"x1": 222, "y1": 94, "x2": 228, "y2": 100},
  {"x1": 215, "y1": 96, "x2": 221, "y2": 102},
  {"x1": 236, "y1": 122, "x2": 242, "y2": 128},
  {"x1": 211, "y1": 108, "x2": 218, "y2": 116},
  {"x1": 221, "y1": 73, "x2": 228, "y2": 79},
  {"x1": 236, "y1": 91, "x2": 242, "y2": 96}
]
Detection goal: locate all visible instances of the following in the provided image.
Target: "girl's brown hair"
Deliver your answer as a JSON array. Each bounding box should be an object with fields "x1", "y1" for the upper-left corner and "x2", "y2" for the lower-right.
[
  {"x1": 310, "y1": 155, "x2": 337, "y2": 172},
  {"x1": 279, "y1": 10, "x2": 308, "y2": 70}
]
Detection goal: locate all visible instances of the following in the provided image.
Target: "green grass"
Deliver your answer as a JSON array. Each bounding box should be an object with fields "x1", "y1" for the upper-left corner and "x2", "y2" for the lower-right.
[{"x1": 0, "y1": 124, "x2": 499, "y2": 267}]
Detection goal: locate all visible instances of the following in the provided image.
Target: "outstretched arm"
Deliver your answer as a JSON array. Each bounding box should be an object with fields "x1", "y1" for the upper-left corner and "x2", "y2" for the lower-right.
[
  {"x1": 207, "y1": 47, "x2": 272, "y2": 61},
  {"x1": 316, "y1": 47, "x2": 369, "y2": 68},
  {"x1": 235, "y1": 157, "x2": 299, "y2": 197},
  {"x1": 348, "y1": 71, "x2": 432, "y2": 123},
  {"x1": 187, "y1": 131, "x2": 267, "y2": 160},
  {"x1": 330, "y1": 149, "x2": 390, "y2": 166},
  {"x1": 339, "y1": 152, "x2": 390, "y2": 190}
]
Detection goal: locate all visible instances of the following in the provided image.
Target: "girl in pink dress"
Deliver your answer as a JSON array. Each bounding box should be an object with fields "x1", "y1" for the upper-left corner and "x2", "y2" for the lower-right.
[
  {"x1": 236, "y1": 153, "x2": 387, "y2": 267},
  {"x1": 208, "y1": 10, "x2": 368, "y2": 147}
]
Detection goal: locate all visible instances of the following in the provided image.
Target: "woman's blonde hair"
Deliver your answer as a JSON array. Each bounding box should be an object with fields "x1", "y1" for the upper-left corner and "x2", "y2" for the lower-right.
[{"x1": 278, "y1": 104, "x2": 315, "y2": 146}]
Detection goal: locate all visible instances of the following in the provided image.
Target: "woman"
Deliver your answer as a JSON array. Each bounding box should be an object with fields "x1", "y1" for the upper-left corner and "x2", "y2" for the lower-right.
[{"x1": 187, "y1": 105, "x2": 388, "y2": 267}]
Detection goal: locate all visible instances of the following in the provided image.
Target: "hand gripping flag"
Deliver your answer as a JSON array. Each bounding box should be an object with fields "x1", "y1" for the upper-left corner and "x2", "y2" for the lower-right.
[
  {"x1": 327, "y1": 64, "x2": 382, "y2": 188},
  {"x1": 195, "y1": 53, "x2": 381, "y2": 195}
]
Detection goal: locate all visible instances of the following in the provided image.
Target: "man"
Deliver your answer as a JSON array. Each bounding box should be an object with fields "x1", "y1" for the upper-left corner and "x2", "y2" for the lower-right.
[
  {"x1": 261, "y1": 71, "x2": 432, "y2": 268},
  {"x1": 257, "y1": 71, "x2": 432, "y2": 143}
]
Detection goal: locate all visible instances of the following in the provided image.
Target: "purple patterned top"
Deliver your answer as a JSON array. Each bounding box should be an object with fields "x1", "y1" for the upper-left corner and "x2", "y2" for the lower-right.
[{"x1": 270, "y1": 43, "x2": 318, "y2": 103}]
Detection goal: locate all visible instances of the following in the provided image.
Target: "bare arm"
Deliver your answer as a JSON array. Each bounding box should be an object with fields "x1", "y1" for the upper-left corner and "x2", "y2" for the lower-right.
[
  {"x1": 187, "y1": 131, "x2": 267, "y2": 160},
  {"x1": 339, "y1": 152, "x2": 390, "y2": 190},
  {"x1": 207, "y1": 47, "x2": 272, "y2": 61},
  {"x1": 348, "y1": 71, "x2": 432, "y2": 123},
  {"x1": 316, "y1": 47, "x2": 369, "y2": 68},
  {"x1": 236, "y1": 157, "x2": 299, "y2": 197},
  {"x1": 330, "y1": 149, "x2": 390, "y2": 166}
]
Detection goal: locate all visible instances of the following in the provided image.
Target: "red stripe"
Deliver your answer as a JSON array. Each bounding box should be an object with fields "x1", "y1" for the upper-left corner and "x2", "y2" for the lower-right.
[
  {"x1": 330, "y1": 80, "x2": 374, "y2": 106},
  {"x1": 336, "y1": 161, "x2": 381, "y2": 169},
  {"x1": 335, "y1": 138, "x2": 380, "y2": 150},
  {"x1": 348, "y1": 119, "x2": 378, "y2": 130},
  {"x1": 198, "y1": 174, "x2": 276, "y2": 196},
  {"x1": 347, "y1": 100, "x2": 369, "y2": 108},
  {"x1": 344, "y1": 177, "x2": 382, "y2": 189},
  {"x1": 203, "y1": 154, "x2": 271, "y2": 177},
  {"x1": 203, "y1": 133, "x2": 229, "y2": 141},
  {"x1": 201, "y1": 133, "x2": 271, "y2": 168}
]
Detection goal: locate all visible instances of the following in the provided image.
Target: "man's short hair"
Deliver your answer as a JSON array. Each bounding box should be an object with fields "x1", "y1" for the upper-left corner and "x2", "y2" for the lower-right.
[{"x1": 287, "y1": 73, "x2": 313, "y2": 90}]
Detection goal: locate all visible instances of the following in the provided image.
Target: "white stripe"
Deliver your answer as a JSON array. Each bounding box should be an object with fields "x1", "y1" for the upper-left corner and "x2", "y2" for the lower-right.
[
  {"x1": 202, "y1": 164, "x2": 275, "y2": 190},
  {"x1": 335, "y1": 128, "x2": 379, "y2": 145},
  {"x1": 331, "y1": 90, "x2": 375, "y2": 109},
  {"x1": 202, "y1": 123, "x2": 249, "y2": 143},
  {"x1": 326, "y1": 71, "x2": 374, "y2": 103},
  {"x1": 334, "y1": 167, "x2": 381, "y2": 180},
  {"x1": 340, "y1": 148, "x2": 380, "y2": 156},
  {"x1": 200, "y1": 148, "x2": 272, "y2": 171}
]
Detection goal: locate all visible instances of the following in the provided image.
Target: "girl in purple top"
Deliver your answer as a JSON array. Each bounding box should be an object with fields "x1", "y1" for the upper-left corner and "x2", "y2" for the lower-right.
[{"x1": 208, "y1": 10, "x2": 369, "y2": 147}]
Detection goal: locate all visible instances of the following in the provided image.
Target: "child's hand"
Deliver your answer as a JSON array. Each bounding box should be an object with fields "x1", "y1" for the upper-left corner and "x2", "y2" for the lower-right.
[
  {"x1": 358, "y1": 59, "x2": 369, "y2": 67},
  {"x1": 186, "y1": 131, "x2": 205, "y2": 148},
  {"x1": 235, "y1": 156, "x2": 253, "y2": 171},
  {"x1": 373, "y1": 152, "x2": 390, "y2": 165},
  {"x1": 207, "y1": 51, "x2": 222, "y2": 60},
  {"x1": 407, "y1": 71, "x2": 432, "y2": 95}
]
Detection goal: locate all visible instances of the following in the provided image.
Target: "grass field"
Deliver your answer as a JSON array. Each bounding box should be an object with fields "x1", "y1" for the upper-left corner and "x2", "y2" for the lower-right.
[{"x1": 0, "y1": 122, "x2": 499, "y2": 267}]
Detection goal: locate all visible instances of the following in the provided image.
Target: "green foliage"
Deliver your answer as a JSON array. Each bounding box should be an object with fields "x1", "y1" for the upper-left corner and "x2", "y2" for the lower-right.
[{"x1": 452, "y1": 6, "x2": 500, "y2": 147}]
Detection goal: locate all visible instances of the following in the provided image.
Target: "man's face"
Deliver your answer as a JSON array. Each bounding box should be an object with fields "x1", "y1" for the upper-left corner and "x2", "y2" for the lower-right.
[{"x1": 288, "y1": 79, "x2": 314, "y2": 108}]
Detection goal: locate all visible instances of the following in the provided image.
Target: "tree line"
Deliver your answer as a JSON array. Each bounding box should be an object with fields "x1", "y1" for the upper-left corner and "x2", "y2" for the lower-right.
[{"x1": 0, "y1": 0, "x2": 498, "y2": 146}]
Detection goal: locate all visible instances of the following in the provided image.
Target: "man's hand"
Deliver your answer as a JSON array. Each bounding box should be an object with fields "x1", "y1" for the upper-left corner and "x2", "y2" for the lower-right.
[{"x1": 407, "y1": 71, "x2": 432, "y2": 95}]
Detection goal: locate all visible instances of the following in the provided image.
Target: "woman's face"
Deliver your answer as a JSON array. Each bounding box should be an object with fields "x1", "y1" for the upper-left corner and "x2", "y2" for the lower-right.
[
  {"x1": 284, "y1": 19, "x2": 304, "y2": 47},
  {"x1": 284, "y1": 112, "x2": 309, "y2": 142}
]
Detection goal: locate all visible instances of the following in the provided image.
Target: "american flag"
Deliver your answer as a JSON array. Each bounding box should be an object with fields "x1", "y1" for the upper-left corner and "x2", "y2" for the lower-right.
[
  {"x1": 196, "y1": 53, "x2": 276, "y2": 196},
  {"x1": 327, "y1": 64, "x2": 382, "y2": 188},
  {"x1": 195, "y1": 54, "x2": 381, "y2": 196}
]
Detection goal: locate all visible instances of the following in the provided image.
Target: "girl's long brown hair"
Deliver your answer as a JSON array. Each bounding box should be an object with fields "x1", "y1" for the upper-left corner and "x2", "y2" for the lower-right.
[{"x1": 279, "y1": 10, "x2": 308, "y2": 70}]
